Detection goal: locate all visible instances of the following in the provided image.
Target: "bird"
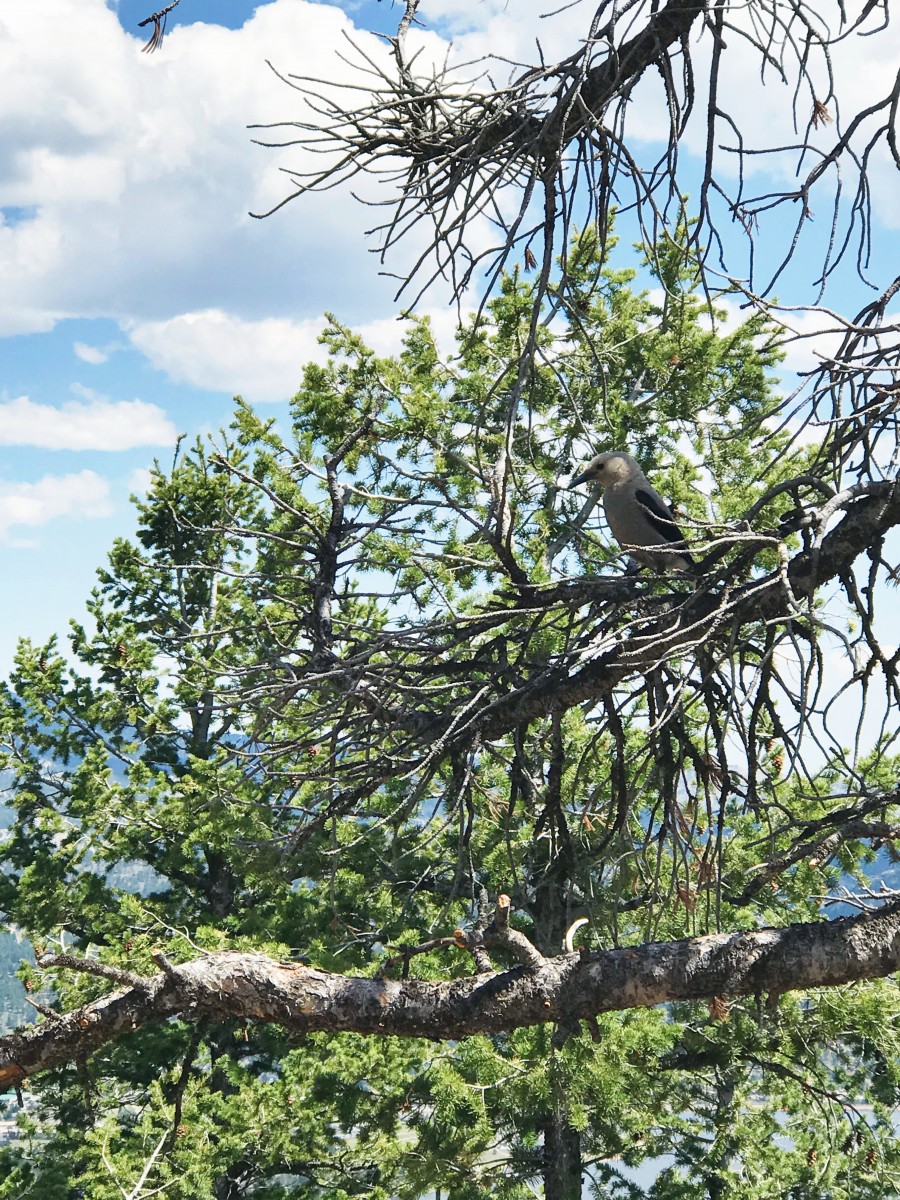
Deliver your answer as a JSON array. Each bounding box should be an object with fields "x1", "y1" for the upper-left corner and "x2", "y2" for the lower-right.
[{"x1": 569, "y1": 451, "x2": 695, "y2": 573}]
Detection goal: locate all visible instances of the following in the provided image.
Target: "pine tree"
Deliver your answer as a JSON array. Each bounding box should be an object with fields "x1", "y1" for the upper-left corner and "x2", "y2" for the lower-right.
[{"x1": 1, "y1": 232, "x2": 900, "y2": 1198}]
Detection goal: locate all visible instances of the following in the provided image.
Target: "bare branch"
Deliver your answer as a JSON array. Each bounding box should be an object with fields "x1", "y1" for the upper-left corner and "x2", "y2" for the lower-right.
[
  {"x1": 138, "y1": 0, "x2": 181, "y2": 53},
  {"x1": 253, "y1": 1, "x2": 900, "y2": 306}
]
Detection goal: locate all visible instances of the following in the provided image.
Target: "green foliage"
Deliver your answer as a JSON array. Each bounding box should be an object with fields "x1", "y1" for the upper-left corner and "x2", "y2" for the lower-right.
[{"x1": 0, "y1": 228, "x2": 897, "y2": 1197}]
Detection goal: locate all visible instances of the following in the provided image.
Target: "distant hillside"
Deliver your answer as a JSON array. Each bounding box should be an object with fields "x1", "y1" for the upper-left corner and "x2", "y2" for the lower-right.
[
  {"x1": 0, "y1": 801, "x2": 30, "y2": 1031},
  {"x1": 0, "y1": 798, "x2": 166, "y2": 1031},
  {"x1": 0, "y1": 929, "x2": 32, "y2": 1032}
]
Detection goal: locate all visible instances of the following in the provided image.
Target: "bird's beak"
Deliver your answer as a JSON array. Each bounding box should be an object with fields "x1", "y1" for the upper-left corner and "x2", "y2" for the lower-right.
[{"x1": 569, "y1": 469, "x2": 593, "y2": 489}]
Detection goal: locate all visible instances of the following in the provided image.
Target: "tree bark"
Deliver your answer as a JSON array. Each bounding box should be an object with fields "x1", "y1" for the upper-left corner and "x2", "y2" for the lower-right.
[
  {"x1": 544, "y1": 1113, "x2": 582, "y2": 1200},
  {"x1": 3, "y1": 899, "x2": 900, "y2": 1094},
  {"x1": 458, "y1": 0, "x2": 705, "y2": 157}
]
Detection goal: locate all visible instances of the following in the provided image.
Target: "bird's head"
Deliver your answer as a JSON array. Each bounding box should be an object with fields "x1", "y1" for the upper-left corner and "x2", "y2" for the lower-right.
[{"x1": 569, "y1": 451, "x2": 640, "y2": 489}]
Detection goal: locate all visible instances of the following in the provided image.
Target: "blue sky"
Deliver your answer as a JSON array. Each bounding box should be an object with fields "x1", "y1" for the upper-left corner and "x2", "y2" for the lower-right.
[{"x1": 0, "y1": 0, "x2": 898, "y2": 677}]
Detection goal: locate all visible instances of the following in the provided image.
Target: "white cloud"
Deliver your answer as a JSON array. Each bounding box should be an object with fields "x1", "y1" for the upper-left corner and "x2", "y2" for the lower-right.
[
  {"x1": 0, "y1": 0, "x2": 406, "y2": 338},
  {"x1": 74, "y1": 341, "x2": 108, "y2": 364},
  {"x1": 127, "y1": 309, "x2": 329, "y2": 401},
  {"x1": 3, "y1": 0, "x2": 894, "y2": 353},
  {"x1": 770, "y1": 300, "x2": 898, "y2": 380},
  {"x1": 0, "y1": 471, "x2": 111, "y2": 540},
  {"x1": 360, "y1": 308, "x2": 462, "y2": 360},
  {"x1": 0, "y1": 395, "x2": 176, "y2": 450},
  {"x1": 0, "y1": 0, "x2": 896, "y2": 351},
  {"x1": 126, "y1": 306, "x2": 465, "y2": 401},
  {"x1": 128, "y1": 467, "x2": 154, "y2": 495},
  {"x1": 770, "y1": 308, "x2": 848, "y2": 377}
]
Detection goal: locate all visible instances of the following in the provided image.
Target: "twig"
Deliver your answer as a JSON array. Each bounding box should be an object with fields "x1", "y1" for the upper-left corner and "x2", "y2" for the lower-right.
[
  {"x1": 138, "y1": 0, "x2": 181, "y2": 53},
  {"x1": 38, "y1": 953, "x2": 151, "y2": 991},
  {"x1": 484, "y1": 894, "x2": 545, "y2": 968}
]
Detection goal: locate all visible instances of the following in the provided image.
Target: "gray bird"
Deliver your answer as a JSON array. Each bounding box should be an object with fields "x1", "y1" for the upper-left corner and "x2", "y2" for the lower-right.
[{"x1": 570, "y1": 451, "x2": 695, "y2": 573}]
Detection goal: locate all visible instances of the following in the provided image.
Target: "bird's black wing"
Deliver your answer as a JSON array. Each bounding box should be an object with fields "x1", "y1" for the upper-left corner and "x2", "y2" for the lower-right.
[{"x1": 634, "y1": 488, "x2": 694, "y2": 559}]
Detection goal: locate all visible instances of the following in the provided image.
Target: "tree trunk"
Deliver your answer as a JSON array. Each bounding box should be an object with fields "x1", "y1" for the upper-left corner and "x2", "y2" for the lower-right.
[
  {"x1": 532, "y1": 841, "x2": 583, "y2": 1200},
  {"x1": 544, "y1": 1113, "x2": 582, "y2": 1200}
]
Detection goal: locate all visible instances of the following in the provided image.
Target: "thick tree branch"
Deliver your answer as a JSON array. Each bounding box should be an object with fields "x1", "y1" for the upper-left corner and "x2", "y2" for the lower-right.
[
  {"x1": 468, "y1": 478, "x2": 900, "y2": 743},
  {"x1": 424, "y1": 0, "x2": 703, "y2": 175},
  {"x1": 5, "y1": 900, "x2": 900, "y2": 1094}
]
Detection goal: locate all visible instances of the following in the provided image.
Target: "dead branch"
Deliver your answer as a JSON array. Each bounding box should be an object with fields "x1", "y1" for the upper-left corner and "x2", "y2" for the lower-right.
[
  {"x1": 252, "y1": 1, "x2": 900, "y2": 307},
  {"x1": 138, "y1": 0, "x2": 181, "y2": 53}
]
